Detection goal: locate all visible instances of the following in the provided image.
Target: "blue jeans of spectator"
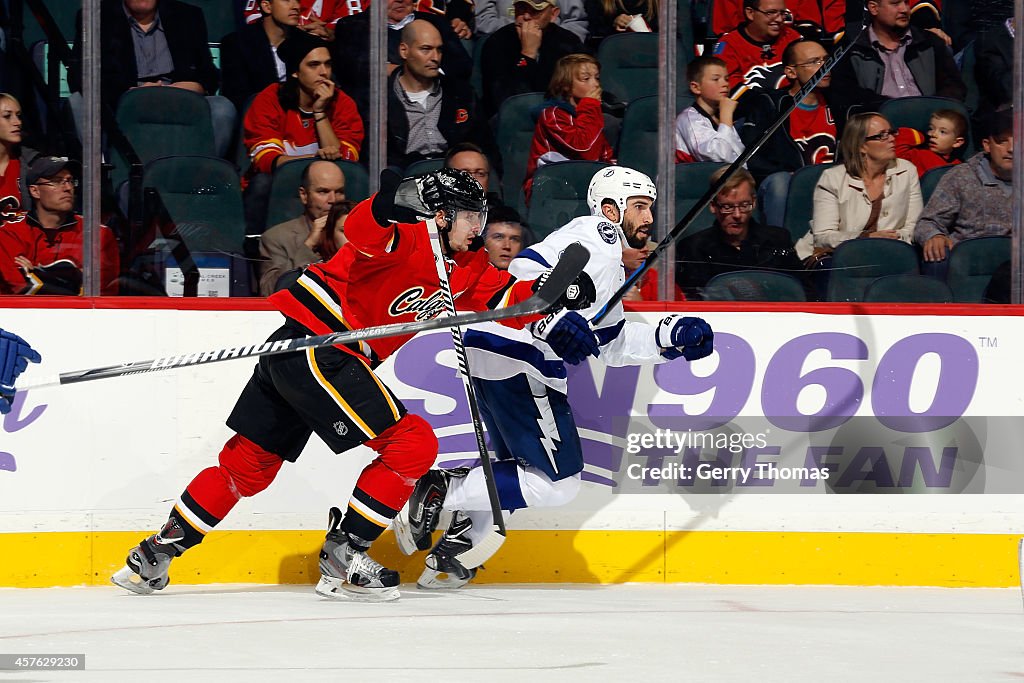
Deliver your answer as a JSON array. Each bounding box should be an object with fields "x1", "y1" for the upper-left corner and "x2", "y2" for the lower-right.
[
  {"x1": 758, "y1": 171, "x2": 792, "y2": 227},
  {"x1": 207, "y1": 95, "x2": 237, "y2": 159},
  {"x1": 920, "y1": 244, "x2": 951, "y2": 281}
]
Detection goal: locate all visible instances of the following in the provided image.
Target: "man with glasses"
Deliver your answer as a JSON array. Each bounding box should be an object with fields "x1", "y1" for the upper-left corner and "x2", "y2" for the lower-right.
[
  {"x1": 712, "y1": 0, "x2": 802, "y2": 101},
  {"x1": 829, "y1": 0, "x2": 965, "y2": 121},
  {"x1": 740, "y1": 38, "x2": 837, "y2": 228},
  {"x1": 676, "y1": 167, "x2": 803, "y2": 299},
  {"x1": 0, "y1": 156, "x2": 119, "y2": 295}
]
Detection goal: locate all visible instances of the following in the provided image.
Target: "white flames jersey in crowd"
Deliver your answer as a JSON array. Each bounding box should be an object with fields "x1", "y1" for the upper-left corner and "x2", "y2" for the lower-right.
[{"x1": 464, "y1": 215, "x2": 666, "y2": 394}]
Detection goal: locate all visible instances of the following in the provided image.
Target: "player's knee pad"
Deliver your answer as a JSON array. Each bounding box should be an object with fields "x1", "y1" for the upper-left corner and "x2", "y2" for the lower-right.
[
  {"x1": 521, "y1": 468, "x2": 581, "y2": 508},
  {"x1": 367, "y1": 413, "x2": 438, "y2": 480},
  {"x1": 218, "y1": 434, "x2": 284, "y2": 498}
]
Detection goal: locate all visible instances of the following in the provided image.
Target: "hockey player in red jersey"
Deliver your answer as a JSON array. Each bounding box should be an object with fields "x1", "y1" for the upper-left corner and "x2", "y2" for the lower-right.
[{"x1": 112, "y1": 169, "x2": 598, "y2": 601}]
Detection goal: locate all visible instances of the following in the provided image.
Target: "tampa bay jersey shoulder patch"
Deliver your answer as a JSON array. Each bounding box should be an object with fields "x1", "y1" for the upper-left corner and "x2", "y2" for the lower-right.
[{"x1": 596, "y1": 221, "x2": 618, "y2": 244}]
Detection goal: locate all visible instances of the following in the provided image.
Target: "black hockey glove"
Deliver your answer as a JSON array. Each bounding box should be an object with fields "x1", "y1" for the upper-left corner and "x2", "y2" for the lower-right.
[
  {"x1": 533, "y1": 269, "x2": 596, "y2": 312},
  {"x1": 370, "y1": 169, "x2": 442, "y2": 225}
]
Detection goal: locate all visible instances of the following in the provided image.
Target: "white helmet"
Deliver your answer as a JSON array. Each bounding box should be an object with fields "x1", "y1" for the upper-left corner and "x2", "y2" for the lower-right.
[{"x1": 586, "y1": 166, "x2": 657, "y2": 226}]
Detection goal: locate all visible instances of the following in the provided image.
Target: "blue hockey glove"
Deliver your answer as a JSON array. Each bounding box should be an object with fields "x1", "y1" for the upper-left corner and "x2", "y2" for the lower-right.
[
  {"x1": 0, "y1": 329, "x2": 42, "y2": 414},
  {"x1": 655, "y1": 315, "x2": 713, "y2": 361},
  {"x1": 531, "y1": 310, "x2": 600, "y2": 365}
]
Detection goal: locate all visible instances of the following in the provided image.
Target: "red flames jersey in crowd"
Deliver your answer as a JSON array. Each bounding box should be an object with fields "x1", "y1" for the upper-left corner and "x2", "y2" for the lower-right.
[
  {"x1": 894, "y1": 127, "x2": 961, "y2": 178},
  {"x1": 714, "y1": 25, "x2": 803, "y2": 99},
  {"x1": 789, "y1": 98, "x2": 837, "y2": 166},
  {"x1": 0, "y1": 157, "x2": 23, "y2": 226},
  {"x1": 711, "y1": 0, "x2": 845, "y2": 39},
  {"x1": 269, "y1": 197, "x2": 538, "y2": 362},
  {"x1": 242, "y1": 0, "x2": 456, "y2": 24}
]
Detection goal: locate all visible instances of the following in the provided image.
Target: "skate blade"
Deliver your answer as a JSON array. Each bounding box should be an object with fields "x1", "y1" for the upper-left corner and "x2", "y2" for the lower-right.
[
  {"x1": 315, "y1": 576, "x2": 400, "y2": 602},
  {"x1": 392, "y1": 508, "x2": 420, "y2": 556},
  {"x1": 110, "y1": 565, "x2": 157, "y2": 595},
  {"x1": 416, "y1": 566, "x2": 474, "y2": 590}
]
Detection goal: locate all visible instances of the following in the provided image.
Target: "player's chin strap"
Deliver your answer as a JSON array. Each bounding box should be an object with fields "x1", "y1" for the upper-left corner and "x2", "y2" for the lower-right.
[
  {"x1": 589, "y1": 17, "x2": 870, "y2": 326},
  {"x1": 424, "y1": 216, "x2": 507, "y2": 569}
]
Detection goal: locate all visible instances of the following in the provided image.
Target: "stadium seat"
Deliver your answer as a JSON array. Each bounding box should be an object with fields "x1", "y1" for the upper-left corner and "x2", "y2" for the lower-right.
[
  {"x1": 702, "y1": 270, "x2": 807, "y2": 301},
  {"x1": 22, "y1": 0, "x2": 80, "y2": 48},
  {"x1": 112, "y1": 87, "x2": 217, "y2": 189},
  {"x1": 618, "y1": 94, "x2": 697, "y2": 179},
  {"x1": 673, "y1": 161, "x2": 726, "y2": 239},
  {"x1": 597, "y1": 33, "x2": 690, "y2": 103},
  {"x1": 186, "y1": 0, "x2": 240, "y2": 43},
  {"x1": 264, "y1": 159, "x2": 370, "y2": 231},
  {"x1": 862, "y1": 273, "x2": 953, "y2": 302},
  {"x1": 526, "y1": 161, "x2": 610, "y2": 239},
  {"x1": 919, "y1": 164, "x2": 954, "y2": 205},
  {"x1": 783, "y1": 163, "x2": 834, "y2": 244},
  {"x1": 826, "y1": 239, "x2": 919, "y2": 302},
  {"x1": 495, "y1": 92, "x2": 545, "y2": 217},
  {"x1": 945, "y1": 235, "x2": 1011, "y2": 303},
  {"x1": 878, "y1": 96, "x2": 973, "y2": 156}
]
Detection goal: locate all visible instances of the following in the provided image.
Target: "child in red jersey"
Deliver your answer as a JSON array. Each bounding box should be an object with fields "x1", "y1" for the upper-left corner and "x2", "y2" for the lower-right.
[{"x1": 894, "y1": 109, "x2": 967, "y2": 178}]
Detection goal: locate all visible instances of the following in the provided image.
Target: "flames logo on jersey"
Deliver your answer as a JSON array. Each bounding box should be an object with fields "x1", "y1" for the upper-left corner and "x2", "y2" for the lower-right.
[
  {"x1": 0, "y1": 195, "x2": 21, "y2": 224},
  {"x1": 794, "y1": 132, "x2": 837, "y2": 165},
  {"x1": 389, "y1": 287, "x2": 450, "y2": 321},
  {"x1": 738, "y1": 63, "x2": 788, "y2": 96}
]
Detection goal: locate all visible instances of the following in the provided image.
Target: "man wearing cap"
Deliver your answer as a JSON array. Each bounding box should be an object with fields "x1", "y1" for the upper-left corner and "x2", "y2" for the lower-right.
[
  {"x1": 0, "y1": 157, "x2": 120, "y2": 295},
  {"x1": 242, "y1": 31, "x2": 364, "y2": 237},
  {"x1": 479, "y1": 0, "x2": 583, "y2": 119}
]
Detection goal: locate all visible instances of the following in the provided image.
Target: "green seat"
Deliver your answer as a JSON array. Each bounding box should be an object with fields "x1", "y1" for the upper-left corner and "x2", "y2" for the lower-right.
[
  {"x1": 945, "y1": 236, "x2": 1011, "y2": 303},
  {"x1": 826, "y1": 239, "x2": 919, "y2": 302},
  {"x1": 920, "y1": 164, "x2": 954, "y2": 205},
  {"x1": 702, "y1": 270, "x2": 807, "y2": 301},
  {"x1": 673, "y1": 161, "x2": 726, "y2": 240},
  {"x1": 783, "y1": 163, "x2": 833, "y2": 244},
  {"x1": 144, "y1": 156, "x2": 245, "y2": 255},
  {"x1": 862, "y1": 274, "x2": 953, "y2": 303},
  {"x1": 596, "y1": 33, "x2": 690, "y2": 102},
  {"x1": 112, "y1": 87, "x2": 216, "y2": 189},
  {"x1": 526, "y1": 161, "x2": 609, "y2": 238},
  {"x1": 23, "y1": 0, "x2": 80, "y2": 47},
  {"x1": 264, "y1": 159, "x2": 370, "y2": 231},
  {"x1": 186, "y1": 0, "x2": 240, "y2": 43},
  {"x1": 618, "y1": 94, "x2": 696, "y2": 179},
  {"x1": 878, "y1": 96, "x2": 973, "y2": 155},
  {"x1": 496, "y1": 92, "x2": 545, "y2": 217}
]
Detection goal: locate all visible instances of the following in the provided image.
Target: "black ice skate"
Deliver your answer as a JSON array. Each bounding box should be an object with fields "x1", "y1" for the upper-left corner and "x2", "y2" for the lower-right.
[
  {"x1": 393, "y1": 467, "x2": 468, "y2": 555},
  {"x1": 110, "y1": 518, "x2": 186, "y2": 595},
  {"x1": 417, "y1": 511, "x2": 478, "y2": 590},
  {"x1": 316, "y1": 507, "x2": 401, "y2": 602}
]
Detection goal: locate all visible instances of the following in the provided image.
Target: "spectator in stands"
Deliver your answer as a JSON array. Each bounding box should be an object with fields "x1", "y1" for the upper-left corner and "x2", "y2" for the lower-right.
[
  {"x1": 258, "y1": 160, "x2": 346, "y2": 295},
  {"x1": 333, "y1": 0, "x2": 473, "y2": 121},
  {"x1": 623, "y1": 241, "x2": 683, "y2": 301},
  {"x1": 243, "y1": 0, "x2": 366, "y2": 34},
  {"x1": 523, "y1": 54, "x2": 614, "y2": 201},
  {"x1": 676, "y1": 167, "x2": 802, "y2": 299},
  {"x1": 0, "y1": 94, "x2": 40, "y2": 226},
  {"x1": 0, "y1": 156, "x2": 120, "y2": 295},
  {"x1": 70, "y1": 0, "x2": 236, "y2": 157},
  {"x1": 243, "y1": 32, "x2": 363, "y2": 237},
  {"x1": 712, "y1": 0, "x2": 803, "y2": 100},
  {"x1": 829, "y1": 0, "x2": 966, "y2": 121},
  {"x1": 809, "y1": 113, "x2": 921, "y2": 258},
  {"x1": 674, "y1": 55, "x2": 744, "y2": 163},
  {"x1": 713, "y1": 0, "x2": 844, "y2": 46},
  {"x1": 480, "y1": 0, "x2": 583, "y2": 119},
  {"x1": 893, "y1": 108, "x2": 966, "y2": 177},
  {"x1": 387, "y1": 20, "x2": 489, "y2": 169},
  {"x1": 975, "y1": 17, "x2": 1013, "y2": 118},
  {"x1": 317, "y1": 199, "x2": 354, "y2": 260},
  {"x1": 476, "y1": 0, "x2": 589, "y2": 42},
  {"x1": 443, "y1": 141, "x2": 510, "y2": 214},
  {"x1": 482, "y1": 214, "x2": 529, "y2": 269},
  {"x1": 584, "y1": 0, "x2": 658, "y2": 49},
  {"x1": 740, "y1": 38, "x2": 837, "y2": 227},
  {"x1": 221, "y1": 0, "x2": 301, "y2": 114},
  {"x1": 915, "y1": 107, "x2": 1013, "y2": 276}
]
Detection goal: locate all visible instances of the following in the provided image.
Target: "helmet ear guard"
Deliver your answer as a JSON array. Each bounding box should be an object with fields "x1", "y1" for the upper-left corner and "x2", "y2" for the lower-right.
[{"x1": 586, "y1": 166, "x2": 657, "y2": 226}]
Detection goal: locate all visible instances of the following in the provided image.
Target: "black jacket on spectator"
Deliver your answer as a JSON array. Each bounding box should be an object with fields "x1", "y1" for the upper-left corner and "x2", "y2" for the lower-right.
[
  {"x1": 975, "y1": 19, "x2": 1013, "y2": 116},
  {"x1": 387, "y1": 68, "x2": 492, "y2": 169},
  {"x1": 828, "y1": 25, "x2": 966, "y2": 124},
  {"x1": 69, "y1": 0, "x2": 220, "y2": 109},
  {"x1": 583, "y1": 0, "x2": 658, "y2": 49},
  {"x1": 740, "y1": 87, "x2": 835, "y2": 183},
  {"x1": 332, "y1": 11, "x2": 472, "y2": 122},
  {"x1": 480, "y1": 22, "x2": 583, "y2": 119},
  {"x1": 220, "y1": 21, "x2": 295, "y2": 114},
  {"x1": 676, "y1": 220, "x2": 804, "y2": 299}
]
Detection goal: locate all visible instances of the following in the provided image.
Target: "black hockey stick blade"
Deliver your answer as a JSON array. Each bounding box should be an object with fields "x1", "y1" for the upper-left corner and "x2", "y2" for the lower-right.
[
  {"x1": 590, "y1": 19, "x2": 869, "y2": 325},
  {"x1": 17, "y1": 246, "x2": 590, "y2": 392}
]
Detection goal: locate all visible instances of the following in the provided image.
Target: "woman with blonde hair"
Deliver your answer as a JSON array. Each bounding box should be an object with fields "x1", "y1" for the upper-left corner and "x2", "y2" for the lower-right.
[
  {"x1": 523, "y1": 53, "x2": 615, "y2": 202},
  {"x1": 0, "y1": 93, "x2": 37, "y2": 226},
  {"x1": 810, "y1": 112, "x2": 922, "y2": 251}
]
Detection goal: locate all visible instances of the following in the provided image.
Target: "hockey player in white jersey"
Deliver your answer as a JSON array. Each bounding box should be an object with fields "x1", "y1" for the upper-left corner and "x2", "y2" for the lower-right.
[{"x1": 393, "y1": 166, "x2": 714, "y2": 587}]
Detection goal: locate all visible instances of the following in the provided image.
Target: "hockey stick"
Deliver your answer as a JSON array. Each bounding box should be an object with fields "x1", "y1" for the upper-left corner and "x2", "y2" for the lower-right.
[
  {"x1": 591, "y1": 19, "x2": 869, "y2": 325},
  {"x1": 15, "y1": 253, "x2": 588, "y2": 392}
]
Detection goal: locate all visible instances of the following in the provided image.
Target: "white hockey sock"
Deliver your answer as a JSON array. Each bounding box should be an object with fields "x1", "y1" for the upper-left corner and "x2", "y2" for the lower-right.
[{"x1": 444, "y1": 465, "x2": 581, "y2": 511}]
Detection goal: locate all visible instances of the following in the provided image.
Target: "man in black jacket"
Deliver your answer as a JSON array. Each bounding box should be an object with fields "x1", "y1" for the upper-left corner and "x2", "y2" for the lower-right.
[
  {"x1": 676, "y1": 168, "x2": 804, "y2": 299},
  {"x1": 220, "y1": 0, "x2": 300, "y2": 113},
  {"x1": 387, "y1": 20, "x2": 489, "y2": 169},
  {"x1": 479, "y1": 0, "x2": 583, "y2": 119},
  {"x1": 829, "y1": 0, "x2": 965, "y2": 123}
]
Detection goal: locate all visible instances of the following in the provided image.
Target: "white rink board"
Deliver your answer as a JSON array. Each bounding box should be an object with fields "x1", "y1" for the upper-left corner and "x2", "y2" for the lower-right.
[{"x1": 2, "y1": 306, "x2": 1024, "y2": 535}]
